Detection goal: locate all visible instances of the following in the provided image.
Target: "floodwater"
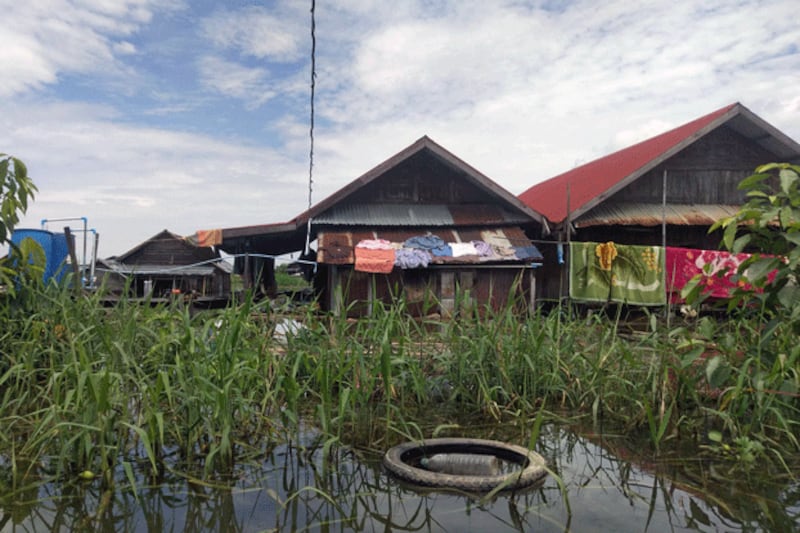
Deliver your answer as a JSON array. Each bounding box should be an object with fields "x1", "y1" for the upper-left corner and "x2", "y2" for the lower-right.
[{"x1": 2, "y1": 425, "x2": 797, "y2": 532}]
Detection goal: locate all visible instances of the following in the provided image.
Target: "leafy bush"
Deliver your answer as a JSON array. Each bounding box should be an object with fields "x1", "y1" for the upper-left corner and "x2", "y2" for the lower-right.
[
  {"x1": 709, "y1": 163, "x2": 800, "y2": 326},
  {"x1": 1, "y1": 154, "x2": 38, "y2": 293}
]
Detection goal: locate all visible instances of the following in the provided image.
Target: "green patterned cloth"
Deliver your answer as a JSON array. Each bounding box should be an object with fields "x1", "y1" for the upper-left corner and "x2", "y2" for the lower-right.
[{"x1": 569, "y1": 241, "x2": 666, "y2": 305}]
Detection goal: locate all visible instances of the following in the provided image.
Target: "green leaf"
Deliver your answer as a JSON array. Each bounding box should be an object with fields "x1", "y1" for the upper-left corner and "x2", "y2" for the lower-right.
[
  {"x1": 779, "y1": 167, "x2": 798, "y2": 196},
  {"x1": 743, "y1": 257, "x2": 779, "y2": 285},
  {"x1": 745, "y1": 190, "x2": 770, "y2": 199},
  {"x1": 732, "y1": 234, "x2": 751, "y2": 254},
  {"x1": 779, "y1": 206, "x2": 793, "y2": 229},
  {"x1": 706, "y1": 356, "x2": 731, "y2": 388},
  {"x1": 738, "y1": 171, "x2": 770, "y2": 190},
  {"x1": 723, "y1": 221, "x2": 738, "y2": 251},
  {"x1": 709, "y1": 216, "x2": 734, "y2": 233},
  {"x1": 681, "y1": 345, "x2": 705, "y2": 369},
  {"x1": 777, "y1": 284, "x2": 800, "y2": 309},
  {"x1": 784, "y1": 232, "x2": 800, "y2": 246},
  {"x1": 12, "y1": 157, "x2": 27, "y2": 181}
]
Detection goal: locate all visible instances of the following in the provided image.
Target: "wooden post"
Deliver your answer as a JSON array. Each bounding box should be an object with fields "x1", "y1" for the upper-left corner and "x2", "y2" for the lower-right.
[
  {"x1": 529, "y1": 269, "x2": 536, "y2": 313},
  {"x1": 64, "y1": 227, "x2": 81, "y2": 294}
]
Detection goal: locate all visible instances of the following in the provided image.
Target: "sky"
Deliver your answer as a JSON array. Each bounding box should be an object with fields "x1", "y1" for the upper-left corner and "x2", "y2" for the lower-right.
[{"x1": 2, "y1": 0, "x2": 799, "y2": 257}]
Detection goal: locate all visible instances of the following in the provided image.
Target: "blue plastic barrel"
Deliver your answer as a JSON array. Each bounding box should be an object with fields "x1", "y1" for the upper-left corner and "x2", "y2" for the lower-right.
[
  {"x1": 10, "y1": 228, "x2": 70, "y2": 283},
  {"x1": 50, "y1": 233, "x2": 70, "y2": 282}
]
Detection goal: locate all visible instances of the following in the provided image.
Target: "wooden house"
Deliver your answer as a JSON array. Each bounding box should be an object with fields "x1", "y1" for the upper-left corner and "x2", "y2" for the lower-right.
[
  {"x1": 97, "y1": 229, "x2": 231, "y2": 304},
  {"x1": 212, "y1": 136, "x2": 549, "y2": 316},
  {"x1": 518, "y1": 102, "x2": 800, "y2": 301}
]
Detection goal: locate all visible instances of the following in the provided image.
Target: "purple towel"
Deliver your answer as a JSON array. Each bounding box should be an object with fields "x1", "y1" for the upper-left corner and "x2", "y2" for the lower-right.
[
  {"x1": 471, "y1": 240, "x2": 493, "y2": 257},
  {"x1": 395, "y1": 248, "x2": 431, "y2": 268}
]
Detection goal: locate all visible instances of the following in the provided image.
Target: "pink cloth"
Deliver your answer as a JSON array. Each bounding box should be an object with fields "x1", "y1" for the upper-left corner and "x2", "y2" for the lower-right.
[
  {"x1": 354, "y1": 247, "x2": 395, "y2": 273},
  {"x1": 356, "y1": 239, "x2": 393, "y2": 250},
  {"x1": 665, "y1": 247, "x2": 776, "y2": 301}
]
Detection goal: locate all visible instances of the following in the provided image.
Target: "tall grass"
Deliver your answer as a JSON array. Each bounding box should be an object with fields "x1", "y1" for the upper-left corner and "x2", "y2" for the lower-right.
[{"x1": 1, "y1": 273, "x2": 798, "y2": 502}]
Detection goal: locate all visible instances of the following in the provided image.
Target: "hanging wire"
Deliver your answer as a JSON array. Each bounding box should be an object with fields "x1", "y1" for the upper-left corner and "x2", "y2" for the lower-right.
[{"x1": 304, "y1": 0, "x2": 316, "y2": 255}]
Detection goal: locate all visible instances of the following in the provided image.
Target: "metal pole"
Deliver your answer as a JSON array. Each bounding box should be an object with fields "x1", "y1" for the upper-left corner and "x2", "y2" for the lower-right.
[
  {"x1": 81, "y1": 217, "x2": 87, "y2": 278},
  {"x1": 662, "y1": 169, "x2": 669, "y2": 320},
  {"x1": 90, "y1": 231, "x2": 99, "y2": 288},
  {"x1": 661, "y1": 170, "x2": 667, "y2": 250},
  {"x1": 565, "y1": 183, "x2": 571, "y2": 307}
]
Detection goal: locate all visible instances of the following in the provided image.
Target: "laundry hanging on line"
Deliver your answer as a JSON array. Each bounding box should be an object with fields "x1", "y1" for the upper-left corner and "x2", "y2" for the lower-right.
[{"x1": 569, "y1": 241, "x2": 666, "y2": 306}]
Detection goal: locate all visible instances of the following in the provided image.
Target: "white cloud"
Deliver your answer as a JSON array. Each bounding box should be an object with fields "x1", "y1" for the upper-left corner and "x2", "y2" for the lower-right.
[
  {"x1": 2, "y1": 0, "x2": 800, "y2": 257},
  {"x1": 201, "y1": 5, "x2": 305, "y2": 61},
  {"x1": 197, "y1": 55, "x2": 275, "y2": 106},
  {"x1": 113, "y1": 41, "x2": 137, "y2": 55},
  {"x1": 0, "y1": 0, "x2": 178, "y2": 97},
  {"x1": 3, "y1": 101, "x2": 308, "y2": 255},
  {"x1": 314, "y1": 0, "x2": 800, "y2": 187}
]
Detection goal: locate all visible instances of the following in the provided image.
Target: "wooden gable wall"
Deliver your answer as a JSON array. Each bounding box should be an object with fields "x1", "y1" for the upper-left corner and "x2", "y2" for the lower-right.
[
  {"x1": 345, "y1": 151, "x2": 489, "y2": 205},
  {"x1": 124, "y1": 235, "x2": 216, "y2": 266},
  {"x1": 613, "y1": 126, "x2": 780, "y2": 205}
]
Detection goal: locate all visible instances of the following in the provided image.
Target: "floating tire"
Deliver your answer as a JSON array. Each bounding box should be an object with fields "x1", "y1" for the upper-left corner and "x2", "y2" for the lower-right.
[{"x1": 383, "y1": 437, "x2": 547, "y2": 493}]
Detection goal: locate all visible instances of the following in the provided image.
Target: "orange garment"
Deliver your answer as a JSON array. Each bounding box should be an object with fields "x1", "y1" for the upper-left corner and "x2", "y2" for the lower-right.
[
  {"x1": 187, "y1": 229, "x2": 222, "y2": 247},
  {"x1": 354, "y1": 247, "x2": 395, "y2": 273}
]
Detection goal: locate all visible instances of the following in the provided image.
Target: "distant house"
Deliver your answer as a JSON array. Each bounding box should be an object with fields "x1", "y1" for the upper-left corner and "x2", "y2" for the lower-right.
[
  {"x1": 518, "y1": 102, "x2": 800, "y2": 301},
  {"x1": 211, "y1": 136, "x2": 549, "y2": 316},
  {"x1": 97, "y1": 229, "x2": 231, "y2": 305}
]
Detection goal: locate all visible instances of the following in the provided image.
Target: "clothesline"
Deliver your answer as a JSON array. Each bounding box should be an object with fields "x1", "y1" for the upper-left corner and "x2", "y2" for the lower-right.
[{"x1": 568, "y1": 241, "x2": 776, "y2": 306}]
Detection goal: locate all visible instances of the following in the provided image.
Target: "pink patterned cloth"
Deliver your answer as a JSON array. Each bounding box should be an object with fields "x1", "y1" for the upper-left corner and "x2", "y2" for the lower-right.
[{"x1": 665, "y1": 247, "x2": 776, "y2": 301}]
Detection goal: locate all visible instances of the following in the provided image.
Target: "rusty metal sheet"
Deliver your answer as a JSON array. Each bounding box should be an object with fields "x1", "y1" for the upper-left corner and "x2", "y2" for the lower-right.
[
  {"x1": 317, "y1": 232, "x2": 354, "y2": 264},
  {"x1": 575, "y1": 203, "x2": 741, "y2": 228},
  {"x1": 448, "y1": 204, "x2": 529, "y2": 225}
]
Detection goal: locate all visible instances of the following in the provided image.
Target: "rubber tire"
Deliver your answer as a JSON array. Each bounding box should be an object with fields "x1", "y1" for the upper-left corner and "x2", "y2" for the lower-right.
[{"x1": 383, "y1": 437, "x2": 547, "y2": 492}]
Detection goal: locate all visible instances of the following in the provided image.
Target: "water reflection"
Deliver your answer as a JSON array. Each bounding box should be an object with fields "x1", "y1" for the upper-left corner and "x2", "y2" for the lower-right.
[{"x1": 1, "y1": 426, "x2": 797, "y2": 532}]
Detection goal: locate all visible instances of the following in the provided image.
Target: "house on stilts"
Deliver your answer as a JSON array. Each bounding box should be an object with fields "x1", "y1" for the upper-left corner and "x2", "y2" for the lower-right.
[
  {"x1": 518, "y1": 102, "x2": 800, "y2": 304},
  {"x1": 206, "y1": 136, "x2": 549, "y2": 316}
]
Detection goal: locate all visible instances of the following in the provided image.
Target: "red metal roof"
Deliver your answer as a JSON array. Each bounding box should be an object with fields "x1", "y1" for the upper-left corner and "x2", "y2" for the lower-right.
[{"x1": 518, "y1": 103, "x2": 739, "y2": 224}]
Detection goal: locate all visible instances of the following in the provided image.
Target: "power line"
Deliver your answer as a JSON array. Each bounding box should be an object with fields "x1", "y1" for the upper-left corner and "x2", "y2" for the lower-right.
[{"x1": 305, "y1": 0, "x2": 316, "y2": 255}]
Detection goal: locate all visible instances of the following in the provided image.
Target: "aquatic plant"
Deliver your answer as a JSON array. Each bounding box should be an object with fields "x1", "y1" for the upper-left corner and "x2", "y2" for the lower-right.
[{"x1": 1, "y1": 265, "x2": 798, "y2": 509}]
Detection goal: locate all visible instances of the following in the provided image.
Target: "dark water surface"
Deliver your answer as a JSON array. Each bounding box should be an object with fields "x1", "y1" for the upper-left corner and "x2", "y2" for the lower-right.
[{"x1": 2, "y1": 426, "x2": 797, "y2": 532}]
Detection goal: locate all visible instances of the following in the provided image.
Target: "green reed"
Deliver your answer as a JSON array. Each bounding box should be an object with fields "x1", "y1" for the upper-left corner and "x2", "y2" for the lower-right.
[{"x1": 1, "y1": 272, "x2": 798, "y2": 501}]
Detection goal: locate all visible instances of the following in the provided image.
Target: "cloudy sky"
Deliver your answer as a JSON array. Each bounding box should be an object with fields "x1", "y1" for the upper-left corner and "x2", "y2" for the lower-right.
[{"x1": 2, "y1": 0, "x2": 799, "y2": 256}]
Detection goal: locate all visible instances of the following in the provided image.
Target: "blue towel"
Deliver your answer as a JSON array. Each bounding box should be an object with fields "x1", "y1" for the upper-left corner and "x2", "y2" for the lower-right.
[
  {"x1": 404, "y1": 234, "x2": 446, "y2": 250},
  {"x1": 513, "y1": 245, "x2": 543, "y2": 261},
  {"x1": 431, "y1": 244, "x2": 453, "y2": 257}
]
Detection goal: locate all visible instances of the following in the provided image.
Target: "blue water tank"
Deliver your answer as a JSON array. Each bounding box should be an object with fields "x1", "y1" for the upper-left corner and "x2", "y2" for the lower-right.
[
  {"x1": 50, "y1": 233, "x2": 70, "y2": 282},
  {"x1": 10, "y1": 228, "x2": 70, "y2": 283}
]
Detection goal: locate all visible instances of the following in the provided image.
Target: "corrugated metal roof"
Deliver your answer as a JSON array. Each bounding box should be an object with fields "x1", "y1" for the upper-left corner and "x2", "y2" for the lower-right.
[
  {"x1": 518, "y1": 103, "x2": 800, "y2": 225},
  {"x1": 313, "y1": 204, "x2": 454, "y2": 225},
  {"x1": 575, "y1": 203, "x2": 741, "y2": 228},
  {"x1": 100, "y1": 264, "x2": 219, "y2": 275},
  {"x1": 312, "y1": 203, "x2": 530, "y2": 226},
  {"x1": 215, "y1": 136, "x2": 547, "y2": 253}
]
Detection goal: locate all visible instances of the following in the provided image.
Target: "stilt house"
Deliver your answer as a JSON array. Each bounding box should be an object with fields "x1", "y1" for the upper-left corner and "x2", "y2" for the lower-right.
[
  {"x1": 98, "y1": 229, "x2": 231, "y2": 304},
  {"x1": 518, "y1": 102, "x2": 800, "y2": 302},
  {"x1": 212, "y1": 136, "x2": 549, "y2": 316}
]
